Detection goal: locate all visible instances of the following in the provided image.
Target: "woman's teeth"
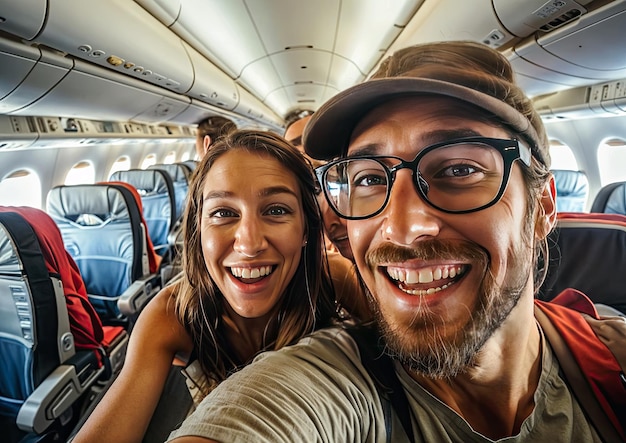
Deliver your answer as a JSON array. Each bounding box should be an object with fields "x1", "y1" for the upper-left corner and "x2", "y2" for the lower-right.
[{"x1": 231, "y1": 266, "x2": 273, "y2": 279}]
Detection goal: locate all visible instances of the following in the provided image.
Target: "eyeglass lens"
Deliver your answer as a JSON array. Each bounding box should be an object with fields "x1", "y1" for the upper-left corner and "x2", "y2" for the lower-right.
[{"x1": 323, "y1": 141, "x2": 506, "y2": 218}]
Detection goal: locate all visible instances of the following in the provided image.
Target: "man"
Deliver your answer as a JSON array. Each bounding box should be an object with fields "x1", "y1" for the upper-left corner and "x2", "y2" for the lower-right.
[
  {"x1": 285, "y1": 113, "x2": 353, "y2": 261},
  {"x1": 195, "y1": 115, "x2": 237, "y2": 159},
  {"x1": 169, "y1": 41, "x2": 624, "y2": 442}
]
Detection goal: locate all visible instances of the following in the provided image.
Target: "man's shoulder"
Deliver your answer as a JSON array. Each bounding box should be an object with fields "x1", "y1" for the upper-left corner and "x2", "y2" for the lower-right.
[
  {"x1": 210, "y1": 325, "x2": 380, "y2": 406},
  {"x1": 255, "y1": 326, "x2": 360, "y2": 365}
]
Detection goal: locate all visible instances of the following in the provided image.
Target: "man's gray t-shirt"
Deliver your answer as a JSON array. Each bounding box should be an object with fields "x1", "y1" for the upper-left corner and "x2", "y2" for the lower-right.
[{"x1": 167, "y1": 327, "x2": 600, "y2": 442}]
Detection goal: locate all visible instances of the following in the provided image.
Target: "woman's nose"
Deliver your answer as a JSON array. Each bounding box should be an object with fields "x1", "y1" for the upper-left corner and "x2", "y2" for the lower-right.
[{"x1": 233, "y1": 216, "x2": 268, "y2": 257}]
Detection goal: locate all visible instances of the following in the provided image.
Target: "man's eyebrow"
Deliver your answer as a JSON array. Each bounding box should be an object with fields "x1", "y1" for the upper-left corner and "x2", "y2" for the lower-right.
[
  {"x1": 288, "y1": 136, "x2": 302, "y2": 146},
  {"x1": 421, "y1": 128, "x2": 483, "y2": 145},
  {"x1": 347, "y1": 128, "x2": 485, "y2": 157}
]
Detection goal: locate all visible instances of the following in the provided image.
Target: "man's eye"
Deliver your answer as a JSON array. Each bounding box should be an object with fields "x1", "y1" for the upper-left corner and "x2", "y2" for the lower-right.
[
  {"x1": 353, "y1": 173, "x2": 387, "y2": 187},
  {"x1": 436, "y1": 164, "x2": 481, "y2": 178}
]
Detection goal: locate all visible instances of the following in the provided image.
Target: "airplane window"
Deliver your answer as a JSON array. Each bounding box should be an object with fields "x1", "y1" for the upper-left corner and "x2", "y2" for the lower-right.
[
  {"x1": 597, "y1": 139, "x2": 626, "y2": 186},
  {"x1": 65, "y1": 161, "x2": 96, "y2": 185},
  {"x1": 0, "y1": 169, "x2": 42, "y2": 209},
  {"x1": 141, "y1": 153, "x2": 157, "y2": 169},
  {"x1": 549, "y1": 141, "x2": 578, "y2": 170},
  {"x1": 164, "y1": 151, "x2": 176, "y2": 164},
  {"x1": 109, "y1": 156, "x2": 132, "y2": 178},
  {"x1": 181, "y1": 151, "x2": 192, "y2": 162}
]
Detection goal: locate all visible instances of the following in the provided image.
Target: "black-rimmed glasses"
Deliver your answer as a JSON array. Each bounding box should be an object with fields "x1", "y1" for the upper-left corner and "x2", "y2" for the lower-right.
[{"x1": 315, "y1": 137, "x2": 532, "y2": 219}]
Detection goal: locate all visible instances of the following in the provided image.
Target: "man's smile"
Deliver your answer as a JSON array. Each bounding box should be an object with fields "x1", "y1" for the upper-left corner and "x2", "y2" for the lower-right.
[{"x1": 386, "y1": 264, "x2": 468, "y2": 296}]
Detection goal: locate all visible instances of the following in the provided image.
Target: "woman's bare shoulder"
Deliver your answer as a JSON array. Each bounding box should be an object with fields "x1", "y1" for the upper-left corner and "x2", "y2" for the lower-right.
[{"x1": 133, "y1": 280, "x2": 192, "y2": 355}]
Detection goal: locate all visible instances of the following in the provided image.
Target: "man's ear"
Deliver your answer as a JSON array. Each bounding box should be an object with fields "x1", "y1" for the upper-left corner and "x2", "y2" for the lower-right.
[
  {"x1": 536, "y1": 174, "x2": 557, "y2": 239},
  {"x1": 203, "y1": 135, "x2": 213, "y2": 154}
]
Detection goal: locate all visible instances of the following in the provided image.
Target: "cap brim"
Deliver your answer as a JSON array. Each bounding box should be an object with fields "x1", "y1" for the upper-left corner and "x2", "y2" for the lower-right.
[{"x1": 303, "y1": 77, "x2": 540, "y2": 161}]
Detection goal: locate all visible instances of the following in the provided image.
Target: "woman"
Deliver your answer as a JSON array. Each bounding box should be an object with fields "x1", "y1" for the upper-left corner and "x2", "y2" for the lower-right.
[{"x1": 73, "y1": 130, "x2": 339, "y2": 443}]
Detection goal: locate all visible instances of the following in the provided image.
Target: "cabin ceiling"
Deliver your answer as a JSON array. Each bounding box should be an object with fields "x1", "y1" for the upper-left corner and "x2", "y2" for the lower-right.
[
  {"x1": 1, "y1": 0, "x2": 626, "y2": 130},
  {"x1": 137, "y1": 0, "x2": 626, "y2": 120},
  {"x1": 137, "y1": 0, "x2": 425, "y2": 118}
]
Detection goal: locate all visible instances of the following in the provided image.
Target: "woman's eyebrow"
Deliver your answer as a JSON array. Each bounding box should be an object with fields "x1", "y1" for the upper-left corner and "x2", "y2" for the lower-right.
[
  {"x1": 259, "y1": 186, "x2": 299, "y2": 199},
  {"x1": 204, "y1": 186, "x2": 298, "y2": 203},
  {"x1": 203, "y1": 190, "x2": 233, "y2": 203}
]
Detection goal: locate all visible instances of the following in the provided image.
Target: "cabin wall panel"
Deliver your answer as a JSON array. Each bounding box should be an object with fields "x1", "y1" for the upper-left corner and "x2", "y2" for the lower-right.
[
  {"x1": 0, "y1": 148, "x2": 60, "y2": 209},
  {"x1": 545, "y1": 114, "x2": 626, "y2": 203}
]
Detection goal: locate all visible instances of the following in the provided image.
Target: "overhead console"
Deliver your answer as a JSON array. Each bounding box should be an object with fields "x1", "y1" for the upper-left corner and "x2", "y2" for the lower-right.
[
  {"x1": 533, "y1": 77, "x2": 626, "y2": 120},
  {"x1": 493, "y1": 0, "x2": 594, "y2": 37},
  {"x1": 0, "y1": 114, "x2": 195, "y2": 150},
  {"x1": 0, "y1": 0, "x2": 282, "y2": 129}
]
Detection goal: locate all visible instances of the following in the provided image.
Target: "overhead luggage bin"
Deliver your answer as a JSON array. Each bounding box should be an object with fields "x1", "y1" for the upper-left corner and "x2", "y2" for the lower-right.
[
  {"x1": 0, "y1": 0, "x2": 47, "y2": 40},
  {"x1": 32, "y1": 0, "x2": 195, "y2": 95},
  {"x1": 508, "y1": 0, "x2": 626, "y2": 98}
]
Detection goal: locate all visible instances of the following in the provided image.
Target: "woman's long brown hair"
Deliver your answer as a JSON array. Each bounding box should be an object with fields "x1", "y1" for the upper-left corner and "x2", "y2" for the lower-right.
[{"x1": 174, "y1": 129, "x2": 337, "y2": 395}]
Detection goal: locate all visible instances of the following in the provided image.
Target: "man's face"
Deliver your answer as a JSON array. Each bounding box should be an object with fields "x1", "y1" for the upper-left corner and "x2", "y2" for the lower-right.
[
  {"x1": 286, "y1": 115, "x2": 354, "y2": 260},
  {"x1": 284, "y1": 116, "x2": 310, "y2": 155},
  {"x1": 347, "y1": 96, "x2": 541, "y2": 378}
]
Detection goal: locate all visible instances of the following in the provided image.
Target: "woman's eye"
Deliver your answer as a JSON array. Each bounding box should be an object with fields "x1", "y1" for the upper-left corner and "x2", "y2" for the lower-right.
[
  {"x1": 265, "y1": 205, "x2": 292, "y2": 216},
  {"x1": 209, "y1": 208, "x2": 237, "y2": 218}
]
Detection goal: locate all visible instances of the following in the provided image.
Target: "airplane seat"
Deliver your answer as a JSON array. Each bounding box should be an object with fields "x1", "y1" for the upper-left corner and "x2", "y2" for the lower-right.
[
  {"x1": 104, "y1": 181, "x2": 179, "y2": 286},
  {"x1": 552, "y1": 169, "x2": 589, "y2": 212},
  {"x1": 103, "y1": 181, "x2": 161, "y2": 274},
  {"x1": 538, "y1": 212, "x2": 626, "y2": 314},
  {"x1": 109, "y1": 169, "x2": 176, "y2": 258},
  {"x1": 46, "y1": 184, "x2": 159, "y2": 324},
  {"x1": 0, "y1": 206, "x2": 128, "y2": 442},
  {"x1": 590, "y1": 181, "x2": 626, "y2": 214},
  {"x1": 180, "y1": 160, "x2": 198, "y2": 173},
  {"x1": 148, "y1": 163, "x2": 191, "y2": 223}
]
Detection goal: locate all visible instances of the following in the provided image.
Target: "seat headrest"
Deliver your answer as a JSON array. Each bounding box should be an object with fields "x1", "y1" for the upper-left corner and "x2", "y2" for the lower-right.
[
  {"x1": 47, "y1": 185, "x2": 130, "y2": 224},
  {"x1": 149, "y1": 163, "x2": 189, "y2": 183},
  {"x1": 552, "y1": 169, "x2": 589, "y2": 212},
  {"x1": 604, "y1": 183, "x2": 626, "y2": 215},
  {"x1": 110, "y1": 169, "x2": 170, "y2": 196}
]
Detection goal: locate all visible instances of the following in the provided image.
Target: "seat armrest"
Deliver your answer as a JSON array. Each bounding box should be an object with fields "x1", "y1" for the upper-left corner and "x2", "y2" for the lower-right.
[
  {"x1": 117, "y1": 274, "x2": 159, "y2": 316},
  {"x1": 16, "y1": 351, "x2": 103, "y2": 433}
]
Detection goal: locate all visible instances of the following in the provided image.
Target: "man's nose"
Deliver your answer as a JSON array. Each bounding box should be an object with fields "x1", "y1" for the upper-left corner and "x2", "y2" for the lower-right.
[{"x1": 380, "y1": 170, "x2": 441, "y2": 245}]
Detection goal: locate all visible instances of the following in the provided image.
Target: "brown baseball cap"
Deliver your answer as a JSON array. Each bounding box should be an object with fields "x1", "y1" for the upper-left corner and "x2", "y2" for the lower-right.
[{"x1": 303, "y1": 41, "x2": 549, "y2": 168}]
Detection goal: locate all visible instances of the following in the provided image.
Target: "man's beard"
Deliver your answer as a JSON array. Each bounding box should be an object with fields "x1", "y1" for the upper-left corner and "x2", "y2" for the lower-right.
[{"x1": 363, "y1": 237, "x2": 532, "y2": 379}]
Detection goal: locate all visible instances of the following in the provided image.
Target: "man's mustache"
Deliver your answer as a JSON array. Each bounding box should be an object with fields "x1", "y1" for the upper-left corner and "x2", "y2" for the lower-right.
[{"x1": 365, "y1": 239, "x2": 488, "y2": 270}]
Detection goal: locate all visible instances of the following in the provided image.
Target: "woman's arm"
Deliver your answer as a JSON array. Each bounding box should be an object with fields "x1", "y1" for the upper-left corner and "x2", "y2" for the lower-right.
[
  {"x1": 72, "y1": 285, "x2": 193, "y2": 443},
  {"x1": 327, "y1": 251, "x2": 371, "y2": 321}
]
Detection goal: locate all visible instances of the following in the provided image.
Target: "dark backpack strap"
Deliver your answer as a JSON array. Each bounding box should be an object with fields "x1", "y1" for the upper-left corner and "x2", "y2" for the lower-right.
[
  {"x1": 345, "y1": 324, "x2": 415, "y2": 441},
  {"x1": 535, "y1": 306, "x2": 625, "y2": 442}
]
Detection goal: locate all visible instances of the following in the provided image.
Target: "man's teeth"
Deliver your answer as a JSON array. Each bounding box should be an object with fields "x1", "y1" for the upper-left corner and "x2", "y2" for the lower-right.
[
  {"x1": 387, "y1": 265, "x2": 464, "y2": 284},
  {"x1": 387, "y1": 266, "x2": 465, "y2": 296},
  {"x1": 231, "y1": 266, "x2": 273, "y2": 279}
]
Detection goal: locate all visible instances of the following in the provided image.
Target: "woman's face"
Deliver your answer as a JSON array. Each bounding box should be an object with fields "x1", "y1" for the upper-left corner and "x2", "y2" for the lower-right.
[{"x1": 200, "y1": 149, "x2": 307, "y2": 320}]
